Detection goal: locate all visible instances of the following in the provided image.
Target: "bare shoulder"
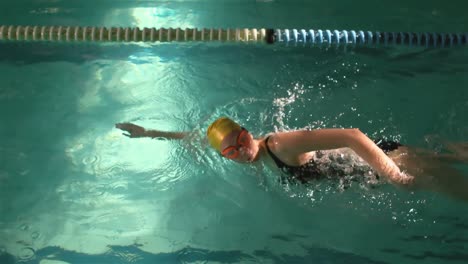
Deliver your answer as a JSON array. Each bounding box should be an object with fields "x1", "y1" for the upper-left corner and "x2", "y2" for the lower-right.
[
  {"x1": 268, "y1": 130, "x2": 306, "y2": 146},
  {"x1": 265, "y1": 131, "x2": 315, "y2": 166},
  {"x1": 264, "y1": 132, "x2": 287, "y2": 151},
  {"x1": 265, "y1": 131, "x2": 303, "y2": 154}
]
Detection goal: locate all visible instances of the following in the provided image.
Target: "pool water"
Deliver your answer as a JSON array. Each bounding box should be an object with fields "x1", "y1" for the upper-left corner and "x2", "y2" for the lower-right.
[{"x1": 1, "y1": 1, "x2": 468, "y2": 263}]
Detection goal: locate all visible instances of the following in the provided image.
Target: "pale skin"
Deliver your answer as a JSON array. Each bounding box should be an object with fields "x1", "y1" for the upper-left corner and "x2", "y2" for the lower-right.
[{"x1": 115, "y1": 122, "x2": 468, "y2": 201}]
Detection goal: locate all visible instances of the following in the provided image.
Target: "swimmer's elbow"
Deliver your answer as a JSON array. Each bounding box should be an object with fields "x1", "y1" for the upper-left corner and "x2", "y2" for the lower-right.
[
  {"x1": 345, "y1": 128, "x2": 363, "y2": 143},
  {"x1": 348, "y1": 128, "x2": 362, "y2": 135}
]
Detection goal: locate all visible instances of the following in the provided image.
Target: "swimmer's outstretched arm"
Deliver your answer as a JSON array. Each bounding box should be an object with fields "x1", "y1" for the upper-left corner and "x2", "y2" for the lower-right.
[
  {"x1": 115, "y1": 123, "x2": 187, "y2": 139},
  {"x1": 272, "y1": 128, "x2": 414, "y2": 185}
]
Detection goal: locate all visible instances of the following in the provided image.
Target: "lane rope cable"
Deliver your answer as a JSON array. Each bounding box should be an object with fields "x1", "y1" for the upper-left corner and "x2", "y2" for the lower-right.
[{"x1": 0, "y1": 26, "x2": 467, "y2": 48}]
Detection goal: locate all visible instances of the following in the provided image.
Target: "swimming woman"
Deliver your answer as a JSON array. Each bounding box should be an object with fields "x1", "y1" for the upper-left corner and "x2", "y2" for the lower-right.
[{"x1": 116, "y1": 117, "x2": 468, "y2": 200}]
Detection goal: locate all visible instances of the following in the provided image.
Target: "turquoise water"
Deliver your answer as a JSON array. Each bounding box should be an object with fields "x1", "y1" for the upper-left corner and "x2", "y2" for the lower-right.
[{"x1": 1, "y1": 1, "x2": 468, "y2": 264}]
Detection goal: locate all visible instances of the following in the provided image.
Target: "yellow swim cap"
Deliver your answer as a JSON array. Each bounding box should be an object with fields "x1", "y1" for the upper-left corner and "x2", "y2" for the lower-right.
[{"x1": 207, "y1": 117, "x2": 241, "y2": 151}]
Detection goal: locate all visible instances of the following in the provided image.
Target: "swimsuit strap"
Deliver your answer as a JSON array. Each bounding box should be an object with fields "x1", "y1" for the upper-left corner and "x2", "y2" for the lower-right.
[{"x1": 265, "y1": 136, "x2": 288, "y2": 169}]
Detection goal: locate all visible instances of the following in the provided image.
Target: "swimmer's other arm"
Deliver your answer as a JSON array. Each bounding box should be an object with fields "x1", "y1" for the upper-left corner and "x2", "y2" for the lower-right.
[
  {"x1": 115, "y1": 123, "x2": 186, "y2": 140},
  {"x1": 272, "y1": 128, "x2": 414, "y2": 185}
]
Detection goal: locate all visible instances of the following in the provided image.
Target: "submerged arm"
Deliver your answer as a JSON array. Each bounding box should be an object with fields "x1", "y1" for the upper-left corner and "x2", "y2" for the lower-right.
[
  {"x1": 274, "y1": 128, "x2": 413, "y2": 184},
  {"x1": 115, "y1": 123, "x2": 187, "y2": 140}
]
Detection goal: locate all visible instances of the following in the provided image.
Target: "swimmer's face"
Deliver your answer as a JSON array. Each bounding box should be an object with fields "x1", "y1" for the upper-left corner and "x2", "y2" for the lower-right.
[{"x1": 220, "y1": 128, "x2": 255, "y2": 163}]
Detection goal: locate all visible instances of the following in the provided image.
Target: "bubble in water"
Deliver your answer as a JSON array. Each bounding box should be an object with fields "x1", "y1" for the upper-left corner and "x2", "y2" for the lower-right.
[
  {"x1": 82, "y1": 154, "x2": 99, "y2": 165},
  {"x1": 19, "y1": 247, "x2": 35, "y2": 260},
  {"x1": 31, "y1": 231, "x2": 40, "y2": 240},
  {"x1": 19, "y1": 169, "x2": 30, "y2": 176},
  {"x1": 19, "y1": 223, "x2": 30, "y2": 231}
]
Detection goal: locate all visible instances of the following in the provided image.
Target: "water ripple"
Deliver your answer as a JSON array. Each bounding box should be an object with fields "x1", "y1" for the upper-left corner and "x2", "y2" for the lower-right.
[
  {"x1": 98, "y1": 163, "x2": 127, "y2": 179},
  {"x1": 109, "y1": 181, "x2": 129, "y2": 193}
]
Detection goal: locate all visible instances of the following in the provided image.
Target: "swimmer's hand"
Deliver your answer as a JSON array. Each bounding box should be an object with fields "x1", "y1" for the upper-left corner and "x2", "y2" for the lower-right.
[
  {"x1": 115, "y1": 123, "x2": 146, "y2": 138},
  {"x1": 391, "y1": 171, "x2": 415, "y2": 185},
  {"x1": 115, "y1": 123, "x2": 187, "y2": 140}
]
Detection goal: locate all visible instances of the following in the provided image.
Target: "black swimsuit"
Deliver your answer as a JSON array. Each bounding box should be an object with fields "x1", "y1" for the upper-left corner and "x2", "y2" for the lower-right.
[{"x1": 264, "y1": 136, "x2": 402, "y2": 183}]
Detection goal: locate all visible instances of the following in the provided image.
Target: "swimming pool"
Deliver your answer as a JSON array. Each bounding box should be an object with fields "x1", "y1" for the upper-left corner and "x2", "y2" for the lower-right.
[{"x1": 1, "y1": 0, "x2": 467, "y2": 263}]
